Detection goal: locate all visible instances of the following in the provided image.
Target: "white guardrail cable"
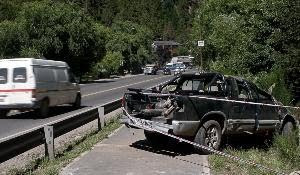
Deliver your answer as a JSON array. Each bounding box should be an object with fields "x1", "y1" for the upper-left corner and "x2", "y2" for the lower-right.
[{"x1": 122, "y1": 106, "x2": 296, "y2": 175}]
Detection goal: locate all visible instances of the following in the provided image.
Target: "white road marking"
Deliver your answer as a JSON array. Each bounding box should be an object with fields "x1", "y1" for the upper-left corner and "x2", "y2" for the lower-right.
[{"x1": 82, "y1": 75, "x2": 171, "y2": 98}]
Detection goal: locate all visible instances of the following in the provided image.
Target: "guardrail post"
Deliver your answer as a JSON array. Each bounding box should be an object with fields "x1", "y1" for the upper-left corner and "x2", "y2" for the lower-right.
[
  {"x1": 44, "y1": 126, "x2": 54, "y2": 160},
  {"x1": 98, "y1": 107, "x2": 105, "y2": 131}
]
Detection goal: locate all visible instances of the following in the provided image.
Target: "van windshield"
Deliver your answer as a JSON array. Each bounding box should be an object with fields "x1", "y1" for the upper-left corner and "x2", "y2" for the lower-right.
[{"x1": 0, "y1": 68, "x2": 8, "y2": 84}]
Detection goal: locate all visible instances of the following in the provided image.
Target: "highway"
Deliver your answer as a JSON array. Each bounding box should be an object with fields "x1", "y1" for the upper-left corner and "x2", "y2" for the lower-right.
[{"x1": 0, "y1": 74, "x2": 173, "y2": 140}]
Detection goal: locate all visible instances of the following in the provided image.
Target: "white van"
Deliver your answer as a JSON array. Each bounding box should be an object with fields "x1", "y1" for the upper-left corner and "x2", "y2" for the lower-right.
[{"x1": 0, "y1": 58, "x2": 81, "y2": 117}]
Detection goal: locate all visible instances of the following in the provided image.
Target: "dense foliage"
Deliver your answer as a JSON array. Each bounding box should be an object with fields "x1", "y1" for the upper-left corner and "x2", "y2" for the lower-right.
[
  {"x1": 0, "y1": 0, "x2": 199, "y2": 77},
  {"x1": 190, "y1": 0, "x2": 299, "y2": 103},
  {"x1": 0, "y1": 0, "x2": 298, "y2": 101}
]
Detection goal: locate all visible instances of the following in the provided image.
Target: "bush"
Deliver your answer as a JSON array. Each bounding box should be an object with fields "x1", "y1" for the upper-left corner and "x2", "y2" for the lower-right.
[
  {"x1": 252, "y1": 69, "x2": 292, "y2": 104},
  {"x1": 210, "y1": 60, "x2": 292, "y2": 105},
  {"x1": 273, "y1": 132, "x2": 300, "y2": 167},
  {"x1": 91, "y1": 52, "x2": 123, "y2": 78},
  {"x1": 210, "y1": 131, "x2": 300, "y2": 174}
]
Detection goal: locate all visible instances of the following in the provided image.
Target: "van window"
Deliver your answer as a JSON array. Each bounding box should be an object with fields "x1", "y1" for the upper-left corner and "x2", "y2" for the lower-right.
[
  {"x1": 34, "y1": 67, "x2": 56, "y2": 82},
  {"x1": 13, "y1": 67, "x2": 27, "y2": 83},
  {"x1": 0, "y1": 68, "x2": 8, "y2": 84},
  {"x1": 56, "y1": 69, "x2": 68, "y2": 82}
]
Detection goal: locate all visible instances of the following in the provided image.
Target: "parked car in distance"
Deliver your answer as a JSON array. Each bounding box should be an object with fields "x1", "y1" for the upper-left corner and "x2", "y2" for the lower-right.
[
  {"x1": 163, "y1": 67, "x2": 172, "y2": 75},
  {"x1": 173, "y1": 63, "x2": 185, "y2": 75},
  {"x1": 176, "y1": 62, "x2": 186, "y2": 71},
  {"x1": 122, "y1": 72, "x2": 298, "y2": 153},
  {"x1": 0, "y1": 58, "x2": 81, "y2": 118},
  {"x1": 144, "y1": 64, "x2": 158, "y2": 75}
]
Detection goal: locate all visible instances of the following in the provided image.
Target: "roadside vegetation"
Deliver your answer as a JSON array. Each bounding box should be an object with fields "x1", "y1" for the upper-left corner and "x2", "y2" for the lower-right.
[
  {"x1": 188, "y1": 0, "x2": 299, "y2": 174},
  {"x1": 210, "y1": 132, "x2": 300, "y2": 175},
  {"x1": 189, "y1": 0, "x2": 299, "y2": 105},
  {"x1": 7, "y1": 118, "x2": 121, "y2": 175},
  {"x1": 0, "y1": 0, "x2": 198, "y2": 78}
]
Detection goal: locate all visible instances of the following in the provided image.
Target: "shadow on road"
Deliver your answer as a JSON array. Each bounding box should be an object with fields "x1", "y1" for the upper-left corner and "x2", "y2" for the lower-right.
[
  {"x1": 1, "y1": 105, "x2": 88, "y2": 120},
  {"x1": 130, "y1": 139, "x2": 211, "y2": 170},
  {"x1": 130, "y1": 139, "x2": 195, "y2": 157},
  {"x1": 221, "y1": 134, "x2": 272, "y2": 151},
  {"x1": 130, "y1": 134, "x2": 272, "y2": 158}
]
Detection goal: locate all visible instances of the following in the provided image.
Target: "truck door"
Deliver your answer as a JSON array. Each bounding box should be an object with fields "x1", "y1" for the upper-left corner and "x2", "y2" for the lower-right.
[
  {"x1": 255, "y1": 87, "x2": 280, "y2": 132},
  {"x1": 229, "y1": 79, "x2": 257, "y2": 133}
]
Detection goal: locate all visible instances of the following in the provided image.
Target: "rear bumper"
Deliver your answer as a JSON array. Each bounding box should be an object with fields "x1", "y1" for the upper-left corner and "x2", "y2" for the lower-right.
[{"x1": 120, "y1": 113, "x2": 200, "y2": 137}]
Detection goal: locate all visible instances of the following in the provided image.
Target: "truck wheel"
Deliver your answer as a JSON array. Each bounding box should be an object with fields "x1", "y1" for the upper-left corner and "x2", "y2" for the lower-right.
[
  {"x1": 194, "y1": 120, "x2": 222, "y2": 154},
  {"x1": 73, "y1": 94, "x2": 81, "y2": 109},
  {"x1": 37, "y1": 99, "x2": 49, "y2": 118},
  {"x1": 282, "y1": 121, "x2": 295, "y2": 136},
  {"x1": 144, "y1": 130, "x2": 169, "y2": 147},
  {"x1": 0, "y1": 110, "x2": 9, "y2": 118}
]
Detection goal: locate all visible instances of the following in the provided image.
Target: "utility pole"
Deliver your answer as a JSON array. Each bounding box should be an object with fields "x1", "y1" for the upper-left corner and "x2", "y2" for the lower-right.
[{"x1": 197, "y1": 40, "x2": 204, "y2": 71}]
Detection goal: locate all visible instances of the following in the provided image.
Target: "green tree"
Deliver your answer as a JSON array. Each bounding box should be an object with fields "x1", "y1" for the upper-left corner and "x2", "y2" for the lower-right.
[
  {"x1": 94, "y1": 51, "x2": 123, "y2": 75},
  {"x1": 106, "y1": 21, "x2": 153, "y2": 74},
  {"x1": 190, "y1": 0, "x2": 299, "y2": 102},
  {"x1": 0, "y1": 0, "x2": 108, "y2": 77},
  {"x1": 0, "y1": 20, "x2": 23, "y2": 58}
]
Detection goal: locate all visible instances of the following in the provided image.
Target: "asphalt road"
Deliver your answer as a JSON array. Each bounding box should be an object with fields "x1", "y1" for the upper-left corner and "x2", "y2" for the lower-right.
[
  {"x1": 0, "y1": 74, "x2": 173, "y2": 140},
  {"x1": 60, "y1": 126, "x2": 210, "y2": 175}
]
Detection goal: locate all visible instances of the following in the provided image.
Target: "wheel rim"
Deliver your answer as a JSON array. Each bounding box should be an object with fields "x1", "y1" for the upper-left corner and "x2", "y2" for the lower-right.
[{"x1": 205, "y1": 126, "x2": 219, "y2": 148}]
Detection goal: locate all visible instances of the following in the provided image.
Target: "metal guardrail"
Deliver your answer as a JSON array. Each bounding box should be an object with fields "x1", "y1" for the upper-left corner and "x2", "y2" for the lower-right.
[{"x1": 0, "y1": 98, "x2": 122, "y2": 163}]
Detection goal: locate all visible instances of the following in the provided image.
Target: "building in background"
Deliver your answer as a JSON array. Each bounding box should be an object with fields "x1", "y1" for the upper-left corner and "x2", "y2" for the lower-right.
[{"x1": 152, "y1": 41, "x2": 180, "y2": 67}]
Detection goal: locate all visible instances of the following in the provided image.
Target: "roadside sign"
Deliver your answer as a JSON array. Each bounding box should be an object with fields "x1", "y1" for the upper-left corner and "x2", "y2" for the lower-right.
[{"x1": 197, "y1": 40, "x2": 204, "y2": 47}]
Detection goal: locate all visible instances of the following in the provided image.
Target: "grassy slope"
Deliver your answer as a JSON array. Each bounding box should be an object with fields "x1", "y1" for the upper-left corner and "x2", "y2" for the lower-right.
[{"x1": 210, "y1": 133, "x2": 300, "y2": 175}]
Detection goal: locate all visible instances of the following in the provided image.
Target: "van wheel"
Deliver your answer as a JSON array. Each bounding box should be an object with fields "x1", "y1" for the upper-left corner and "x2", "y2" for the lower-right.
[
  {"x1": 73, "y1": 94, "x2": 81, "y2": 109},
  {"x1": 0, "y1": 110, "x2": 9, "y2": 118},
  {"x1": 194, "y1": 120, "x2": 222, "y2": 154},
  {"x1": 38, "y1": 99, "x2": 49, "y2": 118}
]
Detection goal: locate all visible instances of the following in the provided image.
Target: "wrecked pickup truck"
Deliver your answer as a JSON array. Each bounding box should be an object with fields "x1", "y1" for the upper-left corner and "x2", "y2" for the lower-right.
[{"x1": 121, "y1": 72, "x2": 298, "y2": 153}]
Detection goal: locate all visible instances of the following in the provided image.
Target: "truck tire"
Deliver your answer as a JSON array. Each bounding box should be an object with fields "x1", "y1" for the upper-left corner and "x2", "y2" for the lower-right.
[
  {"x1": 282, "y1": 121, "x2": 295, "y2": 136},
  {"x1": 73, "y1": 93, "x2": 81, "y2": 109},
  {"x1": 0, "y1": 110, "x2": 9, "y2": 118},
  {"x1": 144, "y1": 130, "x2": 169, "y2": 147},
  {"x1": 194, "y1": 120, "x2": 222, "y2": 154}
]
